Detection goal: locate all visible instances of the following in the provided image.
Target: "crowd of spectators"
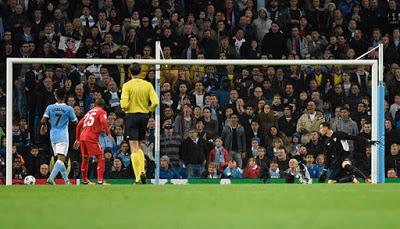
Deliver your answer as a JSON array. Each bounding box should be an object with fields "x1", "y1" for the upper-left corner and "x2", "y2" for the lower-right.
[{"x1": 0, "y1": 0, "x2": 400, "y2": 182}]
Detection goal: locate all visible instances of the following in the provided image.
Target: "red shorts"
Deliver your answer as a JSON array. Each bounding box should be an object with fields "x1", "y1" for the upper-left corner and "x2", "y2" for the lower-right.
[{"x1": 80, "y1": 141, "x2": 103, "y2": 157}]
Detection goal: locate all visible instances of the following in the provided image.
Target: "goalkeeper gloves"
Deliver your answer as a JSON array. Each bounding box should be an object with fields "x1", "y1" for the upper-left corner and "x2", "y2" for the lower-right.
[{"x1": 368, "y1": 140, "x2": 380, "y2": 145}]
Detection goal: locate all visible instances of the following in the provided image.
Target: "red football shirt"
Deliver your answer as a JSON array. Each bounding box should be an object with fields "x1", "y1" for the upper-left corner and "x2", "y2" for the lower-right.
[{"x1": 76, "y1": 107, "x2": 110, "y2": 143}]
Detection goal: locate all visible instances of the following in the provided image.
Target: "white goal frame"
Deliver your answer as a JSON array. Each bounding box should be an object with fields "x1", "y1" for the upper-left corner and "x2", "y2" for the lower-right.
[{"x1": 5, "y1": 42, "x2": 385, "y2": 185}]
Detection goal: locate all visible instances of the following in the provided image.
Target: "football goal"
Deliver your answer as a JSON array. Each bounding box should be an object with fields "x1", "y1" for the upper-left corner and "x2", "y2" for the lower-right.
[{"x1": 4, "y1": 42, "x2": 385, "y2": 185}]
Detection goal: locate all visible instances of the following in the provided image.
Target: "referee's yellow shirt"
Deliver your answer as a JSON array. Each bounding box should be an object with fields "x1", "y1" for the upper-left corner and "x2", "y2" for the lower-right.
[{"x1": 120, "y1": 78, "x2": 159, "y2": 114}]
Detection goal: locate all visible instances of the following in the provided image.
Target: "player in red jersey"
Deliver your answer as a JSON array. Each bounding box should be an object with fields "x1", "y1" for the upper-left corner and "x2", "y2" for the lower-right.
[{"x1": 73, "y1": 99, "x2": 113, "y2": 185}]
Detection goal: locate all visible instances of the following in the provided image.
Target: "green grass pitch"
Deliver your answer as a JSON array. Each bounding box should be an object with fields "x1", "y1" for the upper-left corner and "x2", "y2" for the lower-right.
[{"x1": 0, "y1": 184, "x2": 399, "y2": 229}]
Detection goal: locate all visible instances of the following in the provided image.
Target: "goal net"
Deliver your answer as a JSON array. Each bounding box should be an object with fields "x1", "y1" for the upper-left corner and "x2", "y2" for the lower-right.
[{"x1": 4, "y1": 49, "x2": 384, "y2": 185}]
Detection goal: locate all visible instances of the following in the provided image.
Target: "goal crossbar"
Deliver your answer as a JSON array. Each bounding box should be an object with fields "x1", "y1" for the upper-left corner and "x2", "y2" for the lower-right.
[
  {"x1": 5, "y1": 56, "x2": 383, "y2": 185},
  {"x1": 7, "y1": 58, "x2": 376, "y2": 65}
]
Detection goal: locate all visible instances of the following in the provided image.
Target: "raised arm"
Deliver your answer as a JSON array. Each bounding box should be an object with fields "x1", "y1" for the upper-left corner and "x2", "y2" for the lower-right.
[{"x1": 338, "y1": 132, "x2": 369, "y2": 143}]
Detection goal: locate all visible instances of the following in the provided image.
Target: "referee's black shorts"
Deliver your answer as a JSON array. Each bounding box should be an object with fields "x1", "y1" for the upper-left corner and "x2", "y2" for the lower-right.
[{"x1": 124, "y1": 113, "x2": 149, "y2": 141}]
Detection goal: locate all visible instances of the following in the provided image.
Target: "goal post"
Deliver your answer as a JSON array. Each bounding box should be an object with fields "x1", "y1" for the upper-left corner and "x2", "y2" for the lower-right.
[{"x1": 5, "y1": 54, "x2": 384, "y2": 185}]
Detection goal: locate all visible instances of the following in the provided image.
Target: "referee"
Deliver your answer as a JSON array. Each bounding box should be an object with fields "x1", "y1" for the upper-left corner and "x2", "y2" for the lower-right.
[{"x1": 120, "y1": 63, "x2": 159, "y2": 184}]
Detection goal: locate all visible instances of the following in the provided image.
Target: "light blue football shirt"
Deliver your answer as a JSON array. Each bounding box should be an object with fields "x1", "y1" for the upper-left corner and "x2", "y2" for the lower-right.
[{"x1": 43, "y1": 103, "x2": 77, "y2": 144}]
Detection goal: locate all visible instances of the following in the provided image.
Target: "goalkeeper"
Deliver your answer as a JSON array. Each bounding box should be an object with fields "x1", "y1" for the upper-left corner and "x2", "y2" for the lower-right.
[{"x1": 318, "y1": 122, "x2": 379, "y2": 184}]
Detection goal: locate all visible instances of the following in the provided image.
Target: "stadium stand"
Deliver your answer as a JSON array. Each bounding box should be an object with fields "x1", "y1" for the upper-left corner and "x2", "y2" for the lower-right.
[{"x1": 0, "y1": 0, "x2": 400, "y2": 182}]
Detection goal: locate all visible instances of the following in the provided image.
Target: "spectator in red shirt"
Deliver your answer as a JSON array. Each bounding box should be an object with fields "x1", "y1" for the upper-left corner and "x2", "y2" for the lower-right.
[{"x1": 243, "y1": 157, "x2": 260, "y2": 178}]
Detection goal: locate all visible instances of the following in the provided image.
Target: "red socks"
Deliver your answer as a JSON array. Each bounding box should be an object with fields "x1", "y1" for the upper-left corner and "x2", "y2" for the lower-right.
[
  {"x1": 81, "y1": 156, "x2": 89, "y2": 182},
  {"x1": 96, "y1": 156, "x2": 105, "y2": 183}
]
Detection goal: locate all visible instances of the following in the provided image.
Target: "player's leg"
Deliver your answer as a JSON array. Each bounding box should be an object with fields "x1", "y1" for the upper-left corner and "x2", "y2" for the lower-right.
[
  {"x1": 337, "y1": 175, "x2": 356, "y2": 183},
  {"x1": 80, "y1": 141, "x2": 91, "y2": 184},
  {"x1": 92, "y1": 143, "x2": 108, "y2": 185},
  {"x1": 48, "y1": 144, "x2": 62, "y2": 184},
  {"x1": 342, "y1": 160, "x2": 370, "y2": 184},
  {"x1": 327, "y1": 164, "x2": 341, "y2": 184},
  {"x1": 55, "y1": 143, "x2": 70, "y2": 184}
]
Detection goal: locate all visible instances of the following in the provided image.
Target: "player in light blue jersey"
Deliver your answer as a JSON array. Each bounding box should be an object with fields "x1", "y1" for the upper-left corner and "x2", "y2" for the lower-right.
[{"x1": 41, "y1": 88, "x2": 78, "y2": 184}]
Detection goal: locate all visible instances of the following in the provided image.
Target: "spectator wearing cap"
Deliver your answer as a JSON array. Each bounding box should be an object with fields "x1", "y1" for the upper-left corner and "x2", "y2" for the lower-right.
[
  {"x1": 160, "y1": 124, "x2": 181, "y2": 161},
  {"x1": 289, "y1": 132, "x2": 302, "y2": 158},
  {"x1": 261, "y1": 22, "x2": 285, "y2": 59},
  {"x1": 160, "y1": 155, "x2": 178, "y2": 179},
  {"x1": 180, "y1": 128, "x2": 208, "y2": 178},
  {"x1": 222, "y1": 113, "x2": 246, "y2": 168}
]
